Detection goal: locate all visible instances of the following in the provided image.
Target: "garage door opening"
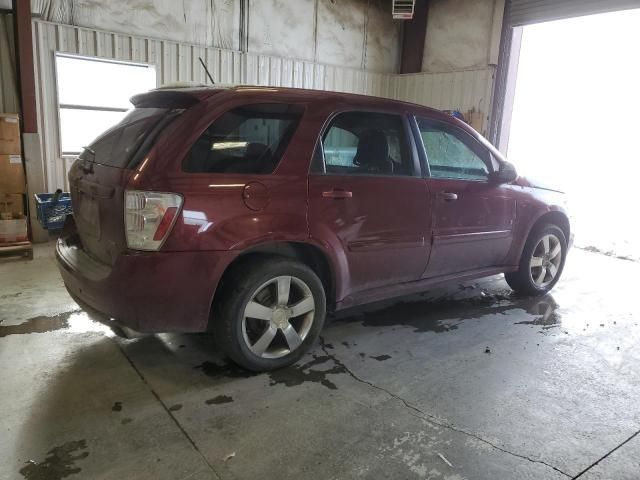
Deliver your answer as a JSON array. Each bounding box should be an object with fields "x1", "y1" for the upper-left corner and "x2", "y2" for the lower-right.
[{"x1": 504, "y1": 9, "x2": 640, "y2": 261}]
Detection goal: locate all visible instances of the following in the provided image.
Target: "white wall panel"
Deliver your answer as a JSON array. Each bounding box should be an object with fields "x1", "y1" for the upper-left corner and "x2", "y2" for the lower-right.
[
  {"x1": 248, "y1": 0, "x2": 316, "y2": 61},
  {"x1": 316, "y1": 0, "x2": 366, "y2": 69},
  {"x1": 394, "y1": 68, "x2": 496, "y2": 135},
  {"x1": 32, "y1": 0, "x2": 241, "y2": 51},
  {"x1": 365, "y1": 0, "x2": 402, "y2": 72},
  {"x1": 422, "y1": 0, "x2": 496, "y2": 73}
]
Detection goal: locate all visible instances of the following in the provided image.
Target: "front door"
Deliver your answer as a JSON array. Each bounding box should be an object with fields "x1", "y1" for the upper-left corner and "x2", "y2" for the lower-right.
[
  {"x1": 414, "y1": 117, "x2": 516, "y2": 278},
  {"x1": 308, "y1": 111, "x2": 431, "y2": 301}
]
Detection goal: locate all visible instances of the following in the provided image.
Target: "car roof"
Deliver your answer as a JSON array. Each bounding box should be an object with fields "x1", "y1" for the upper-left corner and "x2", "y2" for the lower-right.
[{"x1": 144, "y1": 84, "x2": 447, "y2": 116}]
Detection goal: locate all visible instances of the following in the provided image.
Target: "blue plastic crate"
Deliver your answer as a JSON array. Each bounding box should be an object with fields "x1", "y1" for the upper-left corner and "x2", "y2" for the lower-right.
[{"x1": 34, "y1": 192, "x2": 73, "y2": 230}]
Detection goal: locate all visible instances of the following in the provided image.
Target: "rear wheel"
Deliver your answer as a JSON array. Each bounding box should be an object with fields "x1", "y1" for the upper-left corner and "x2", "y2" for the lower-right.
[
  {"x1": 213, "y1": 257, "x2": 326, "y2": 371},
  {"x1": 505, "y1": 224, "x2": 567, "y2": 296}
]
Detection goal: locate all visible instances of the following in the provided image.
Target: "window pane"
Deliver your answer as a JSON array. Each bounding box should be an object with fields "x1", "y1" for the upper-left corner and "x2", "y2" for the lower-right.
[
  {"x1": 183, "y1": 104, "x2": 303, "y2": 174},
  {"x1": 56, "y1": 55, "x2": 156, "y2": 109},
  {"x1": 60, "y1": 108, "x2": 127, "y2": 154},
  {"x1": 321, "y1": 112, "x2": 413, "y2": 176},
  {"x1": 417, "y1": 119, "x2": 489, "y2": 181},
  {"x1": 80, "y1": 108, "x2": 174, "y2": 168},
  {"x1": 323, "y1": 127, "x2": 358, "y2": 168}
]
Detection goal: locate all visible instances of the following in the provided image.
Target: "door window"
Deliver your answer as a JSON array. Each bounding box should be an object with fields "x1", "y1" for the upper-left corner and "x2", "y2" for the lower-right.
[
  {"x1": 416, "y1": 118, "x2": 490, "y2": 181},
  {"x1": 318, "y1": 112, "x2": 414, "y2": 176},
  {"x1": 183, "y1": 103, "x2": 303, "y2": 174}
]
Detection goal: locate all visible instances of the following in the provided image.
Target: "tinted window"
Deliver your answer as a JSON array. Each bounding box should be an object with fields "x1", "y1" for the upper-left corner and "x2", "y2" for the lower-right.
[
  {"x1": 183, "y1": 103, "x2": 303, "y2": 174},
  {"x1": 80, "y1": 108, "x2": 175, "y2": 168},
  {"x1": 417, "y1": 118, "x2": 490, "y2": 181},
  {"x1": 318, "y1": 112, "x2": 413, "y2": 176}
]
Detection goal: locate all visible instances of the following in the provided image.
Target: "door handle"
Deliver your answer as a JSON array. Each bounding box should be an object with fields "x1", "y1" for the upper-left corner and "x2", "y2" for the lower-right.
[
  {"x1": 322, "y1": 189, "x2": 353, "y2": 199},
  {"x1": 438, "y1": 192, "x2": 458, "y2": 202}
]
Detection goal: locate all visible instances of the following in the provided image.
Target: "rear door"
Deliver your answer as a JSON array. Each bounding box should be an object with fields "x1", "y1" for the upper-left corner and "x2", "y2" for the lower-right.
[
  {"x1": 414, "y1": 116, "x2": 516, "y2": 278},
  {"x1": 69, "y1": 107, "x2": 178, "y2": 264},
  {"x1": 308, "y1": 111, "x2": 431, "y2": 300}
]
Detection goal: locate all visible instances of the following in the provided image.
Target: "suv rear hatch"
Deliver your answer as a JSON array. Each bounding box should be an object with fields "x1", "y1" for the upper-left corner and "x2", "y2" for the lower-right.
[{"x1": 68, "y1": 89, "x2": 214, "y2": 264}]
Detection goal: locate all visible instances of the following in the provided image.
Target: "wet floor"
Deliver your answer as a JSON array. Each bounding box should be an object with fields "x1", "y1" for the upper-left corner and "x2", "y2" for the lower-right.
[{"x1": 1, "y1": 244, "x2": 639, "y2": 479}]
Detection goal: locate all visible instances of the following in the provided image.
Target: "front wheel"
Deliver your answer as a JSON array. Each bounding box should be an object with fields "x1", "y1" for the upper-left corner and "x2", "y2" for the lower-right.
[
  {"x1": 213, "y1": 257, "x2": 326, "y2": 371},
  {"x1": 505, "y1": 224, "x2": 567, "y2": 296}
]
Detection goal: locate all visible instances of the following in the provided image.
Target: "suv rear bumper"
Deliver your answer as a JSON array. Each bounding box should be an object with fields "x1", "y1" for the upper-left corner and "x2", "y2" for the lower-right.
[{"x1": 56, "y1": 236, "x2": 235, "y2": 333}]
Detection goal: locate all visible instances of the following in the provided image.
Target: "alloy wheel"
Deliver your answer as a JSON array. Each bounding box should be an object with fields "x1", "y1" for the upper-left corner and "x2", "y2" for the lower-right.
[
  {"x1": 241, "y1": 275, "x2": 315, "y2": 359},
  {"x1": 529, "y1": 234, "x2": 562, "y2": 288}
]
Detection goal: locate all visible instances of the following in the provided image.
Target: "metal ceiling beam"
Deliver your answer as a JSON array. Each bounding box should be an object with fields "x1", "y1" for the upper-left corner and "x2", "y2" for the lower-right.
[{"x1": 400, "y1": 0, "x2": 428, "y2": 74}]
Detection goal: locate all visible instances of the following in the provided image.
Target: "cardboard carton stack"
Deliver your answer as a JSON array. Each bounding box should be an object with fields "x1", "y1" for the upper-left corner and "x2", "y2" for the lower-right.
[{"x1": 0, "y1": 114, "x2": 28, "y2": 245}]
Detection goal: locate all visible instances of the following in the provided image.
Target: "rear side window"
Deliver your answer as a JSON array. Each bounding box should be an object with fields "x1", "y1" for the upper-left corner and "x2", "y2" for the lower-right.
[
  {"x1": 80, "y1": 108, "x2": 175, "y2": 169},
  {"x1": 183, "y1": 103, "x2": 303, "y2": 174},
  {"x1": 317, "y1": 111, "x2": 414, "y2": 177}
]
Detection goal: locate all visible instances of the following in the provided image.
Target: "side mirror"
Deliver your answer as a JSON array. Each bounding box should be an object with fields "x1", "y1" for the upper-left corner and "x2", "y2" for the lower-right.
[{"x1": 490, "y1": 161, "x2": 518, "y2": 184}]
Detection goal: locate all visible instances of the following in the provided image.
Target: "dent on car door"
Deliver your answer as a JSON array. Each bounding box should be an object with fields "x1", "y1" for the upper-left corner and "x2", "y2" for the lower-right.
[
  {"x1": 307, "y1": 110, "x2": 431, "y2": 300},
  {"x1": 414, "y1": 116, "x2": 517, "y2": 278}
]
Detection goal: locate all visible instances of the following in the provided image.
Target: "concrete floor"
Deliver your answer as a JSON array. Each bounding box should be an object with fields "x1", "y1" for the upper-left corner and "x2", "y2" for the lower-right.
[{"x1": 1, "y1": 244, "x2": 639, "y2": 480}]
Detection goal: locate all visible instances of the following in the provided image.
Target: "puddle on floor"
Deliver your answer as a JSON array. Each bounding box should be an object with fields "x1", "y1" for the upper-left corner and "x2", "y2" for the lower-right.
[
  {"x1": 194, "y1": 361, "x2": 256, "y2": 379},
  {"x1": 0, "y1": 310, "x2": 114, "y2": 338},
  {"x1": 0, "y1": 311, "x2": 78, "y2": 337},
  {"x1": 19, "y1": 439, "x2": 89, "y2": 480},
  {"x1": 205, "y1": 395, "x2": 233, "y2": 405},
  {"x1": 268, "y1": 354, "x2": 346, "y2": 390},
  {"x1": 370, "y1": 354, "x2": 392, "y2": 361},
  {"x1": 349, "y1": 289, "x2": 517, "y2": 333},
  {"x1": 332, "y1": 284, "x2": 569, "y2": 337}
]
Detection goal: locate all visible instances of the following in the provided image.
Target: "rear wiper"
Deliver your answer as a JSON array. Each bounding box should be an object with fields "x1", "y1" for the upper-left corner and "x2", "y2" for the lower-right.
[{"x1": 80, "y1": 146, "x2": 95, "y2": 173}]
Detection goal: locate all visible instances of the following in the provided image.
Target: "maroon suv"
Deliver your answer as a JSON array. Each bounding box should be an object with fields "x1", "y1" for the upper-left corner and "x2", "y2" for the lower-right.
[{"x1": 57, "y1": 86, "x2": 571, "y2": 371}]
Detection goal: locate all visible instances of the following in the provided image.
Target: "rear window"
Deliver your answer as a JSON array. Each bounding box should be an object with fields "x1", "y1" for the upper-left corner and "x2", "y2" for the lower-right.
[
  {"x1": 183, "y1": 103, "x2": 303, "y2": 174},
  {"x1": 80, "y1": 108, "x2": 177, "y2": 169}
]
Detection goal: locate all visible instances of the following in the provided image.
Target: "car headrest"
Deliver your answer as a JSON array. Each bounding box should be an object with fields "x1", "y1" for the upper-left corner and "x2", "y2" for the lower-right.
[{"x1": 353, "y1": 130, "x2": 391, "y2": 173}]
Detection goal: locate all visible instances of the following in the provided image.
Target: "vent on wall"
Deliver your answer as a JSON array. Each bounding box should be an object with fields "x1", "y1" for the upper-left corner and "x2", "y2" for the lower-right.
[{"x1": 392, "y1": 0, "x2": 415, "y2": 20}]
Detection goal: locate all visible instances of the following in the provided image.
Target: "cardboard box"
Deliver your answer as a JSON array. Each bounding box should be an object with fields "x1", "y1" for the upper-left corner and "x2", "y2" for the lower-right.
[
  {"x1": 0, "y1": 217, "x2": 28, "y2": 244},
  {"x1": 0, "y1": 194, "x2": 26, "y2": 244},
  {"x1": 0, "y1": 194, "x2": 24, "y2": 217},
  {"x1": 0, "y1": 114, "x2": 21, "y2": 155},
  {"x1": 0, "y1": 154, "x2": 26, "y2": 193}
]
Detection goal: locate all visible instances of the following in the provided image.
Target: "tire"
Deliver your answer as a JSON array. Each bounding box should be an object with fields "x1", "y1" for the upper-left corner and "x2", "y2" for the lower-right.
[
  {"x1": 213, "y1": 256, "x2": 326, "y2": 371},
  {"x1": 505, "y1": 224, "x2": 567, "y2": 296}
]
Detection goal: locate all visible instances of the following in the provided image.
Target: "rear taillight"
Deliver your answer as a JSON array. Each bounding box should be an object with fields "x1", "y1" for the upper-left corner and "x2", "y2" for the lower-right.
[{"x1": 125, "y1": 190, "x2": 183, "y2": 251}]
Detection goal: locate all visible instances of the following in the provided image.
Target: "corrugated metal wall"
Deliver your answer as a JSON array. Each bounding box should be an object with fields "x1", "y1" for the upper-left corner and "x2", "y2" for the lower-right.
[
  {"x1": 394, "y1": 68, "x2": 496, "y2": 135},
  {"x1": 0, "y1": 14, "x2": 19, "y2": 114}
]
